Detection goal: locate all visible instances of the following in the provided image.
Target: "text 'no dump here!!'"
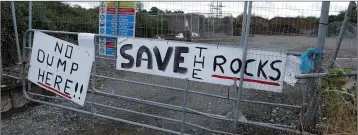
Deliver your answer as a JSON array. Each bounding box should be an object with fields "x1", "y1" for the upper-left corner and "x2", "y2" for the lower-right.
[
  {"x1": 28, "y1": 31, "x2": 94, "y2": 106},
  {"x1": 116, "y1": 38, "x2": 298, "y2": 92}
]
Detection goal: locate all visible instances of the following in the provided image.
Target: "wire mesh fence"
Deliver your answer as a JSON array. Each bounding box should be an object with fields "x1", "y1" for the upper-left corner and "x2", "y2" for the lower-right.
[{"x1": 1, "y1": 1, "x2": 358, "y2": 135}]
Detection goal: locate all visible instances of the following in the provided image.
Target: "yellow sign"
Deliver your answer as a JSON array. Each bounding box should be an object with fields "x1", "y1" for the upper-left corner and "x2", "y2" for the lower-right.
[
  {"x1": 107, "y1": 1, "x2": 116, "y2": 8},
  {"x1": 119, "y1": 1, "x2": 135, "y2": 8}
]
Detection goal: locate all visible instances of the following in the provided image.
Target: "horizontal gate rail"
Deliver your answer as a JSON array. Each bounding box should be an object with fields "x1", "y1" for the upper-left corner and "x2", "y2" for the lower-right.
[{"x1": 19, "y1": 29, "x2": 306, "y2": 134}]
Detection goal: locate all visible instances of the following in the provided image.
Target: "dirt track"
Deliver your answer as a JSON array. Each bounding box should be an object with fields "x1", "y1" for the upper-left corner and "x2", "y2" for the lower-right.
[{"x1": 2, "y1": 35, "x2": 357, "y2": 135}]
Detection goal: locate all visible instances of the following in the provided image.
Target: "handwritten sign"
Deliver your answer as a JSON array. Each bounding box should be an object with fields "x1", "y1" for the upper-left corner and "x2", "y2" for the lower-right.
[
  {"x1": 28, "y1": 31, "x2": 94, "y2": 106},
  {"x1": 116, "y1": 38, "x2": 298, "y2": 92}
]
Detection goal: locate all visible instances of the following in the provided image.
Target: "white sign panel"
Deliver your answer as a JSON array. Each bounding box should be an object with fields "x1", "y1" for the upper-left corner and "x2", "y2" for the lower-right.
[
  {"x1": 116, "y1": 38, "x2": 298, "y2": 92},
  {"x1": 28, "y1": 31, "x2": 94, "y2": 106}
]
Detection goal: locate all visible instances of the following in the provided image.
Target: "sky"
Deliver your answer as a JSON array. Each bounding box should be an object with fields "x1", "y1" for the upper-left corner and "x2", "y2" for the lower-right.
[{"x1": 67, "y1": 1, "x2": 350, "y2": 19}]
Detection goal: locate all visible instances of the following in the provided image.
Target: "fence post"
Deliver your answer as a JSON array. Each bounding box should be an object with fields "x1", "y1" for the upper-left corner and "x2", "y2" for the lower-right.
[
  {"x1": 304, "y1": 1, "x2": 330, "y2": 130},
  {"x1": 90, "y1": 36, "x2": 98, "y2": 133},
  {"x1": 0, "y1": 1, "x2": 2, "y2": 132},
  {"x1": 180, "y1": 78, "x2": 189, "y2": 134},
  {"x1": 356, "y1": 3, "x2": 358, "y2": 134},
  {"x1": 112, "y1": 1, "x2": 119, "y2": 94},
  {"x1": 233, "y1": 1, "x2": 252, "y2": 135},
  {"x1": 11, "y1": 2, "x2": 21, "y2": 64},
  {"x1": 28, "y1": 1, "x2": 32, "y2": 92},
  {"x1": 327, "y1": 1, "x2": 355, "y2": 68},
  {"x1": 239, "y1": 2, "x2": 248, "y2": 46}
]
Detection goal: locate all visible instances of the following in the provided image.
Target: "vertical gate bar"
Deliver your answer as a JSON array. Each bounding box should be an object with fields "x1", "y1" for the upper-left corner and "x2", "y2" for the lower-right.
[
  {"x1": 90, "y1": 36, "x2": 98, "y2": 132},
  {"x1": 327, "y1": 1, "x2": 355, "y2": 68},
  {"x1": 112, "y1": 1, "x2": 119, "y2": 94},
  {"x1": 304, "y1": 1, "x2": 330, "y2": 130},
  {"x1": 115, "y1": 1, "x2": 118, "y2": 36},
  {"x1": 356, "y1": 3, "x2": 358, "y2": 134},
  {"x1": 232, "y1": 78, "x2": 238, "y2": 135},
  {"x1": 300, "y1": 83, "x2": 306, "y2": 130},
  {"x1": 239, "y1": 2, "x2": 248, "y2": 46},
  {"x1": 11, "y1": 2, "x2": 21, "y2": 64},
  {"x1": 27, "y1": 1, "x2": 32, "y2": 92},
  {"x1": 234, "y1": 1, "x2": 252, "y2": 135},
  {"x1": 180, "y1": 78, "x2": 189, "y2": 134},
  {"x1": 0, "y1": 1, "x2": 2, "y2": 132}
]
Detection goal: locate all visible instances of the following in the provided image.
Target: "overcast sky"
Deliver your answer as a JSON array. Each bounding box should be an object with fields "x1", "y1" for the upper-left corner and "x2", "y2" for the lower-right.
[{"x1": 67, "y1": 1, "x2": 349, "y2": 19}]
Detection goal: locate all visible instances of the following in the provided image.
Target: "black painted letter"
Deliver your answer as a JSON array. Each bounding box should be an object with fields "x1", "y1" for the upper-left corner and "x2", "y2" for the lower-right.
[
  {"x1": 136, "y1": 46, "x2": 153, "y2": 69},
  {"x1": 38, "y1": 68, "x2": 45, "y2": 82},
  {"x1": 153, "y1": 46, "x2": 173, "y2": 71},
  {"x1": 192, "y1": 69, "x2": 202, "y2": 80},
  {"x1": 257, "y1": 60, "x2": 268, "y2": 79},
  {"x1": 54, "y1": 75, "x2": 62, "y2": 90},
  {"x1": 173, "y1": 47, "x2": 188, "y2": 73},
  {"x1": 37, "y1": 49, "x2": 45, "y2": 63},
  {"x1": 45, "y1": 72, "x2": 53, "y2": 86},
  {"x1": 55, "y1": 42, "x2": 63, "y2": 54},
  {"x1": 269, "y1": 60, "x2": 282, "y2": 81},
  {"x1": 120, "y1": 44, "x2": 134, "y2": 68},
  {"x1": 57, "y1": 59, "x2": 67, "y2": 72},
  {"x1": 244, "y1": 59, "x2": 256, "y2": 77},
  {"x1": 230, "y1": 58, "x2": 242, "y2": 74},
  {"x1": 64, "y1": 79, "x2": 73, "y2": 95},
  {"x1": 213, "y1": 55, "x2": 226, "y2": 74},
  {"x1": 46, "y1": 54, "x2": 54, "y2": 66},
  {"x1": 65, "y1": 45, "x2": 73, "y2": 59},
  {"x1": 70, "y1": 63, "x2": 78, "y2": 74}
]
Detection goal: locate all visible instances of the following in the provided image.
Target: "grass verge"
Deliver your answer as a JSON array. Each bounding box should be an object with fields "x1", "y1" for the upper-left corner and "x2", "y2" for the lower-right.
[{"x1": 319, "y1": 68, "x2": 357, "y2": 135}]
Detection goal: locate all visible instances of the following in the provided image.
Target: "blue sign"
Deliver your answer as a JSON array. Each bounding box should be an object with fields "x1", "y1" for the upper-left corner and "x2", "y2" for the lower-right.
[
  {"x1": 100, "y1": 21, "x2": 105, "y2": 26},
  {"x1": 100, "y1": 15, "x2": 105, "y2": 20},
  {"x1": 100, "y1": 28, "x2": 105, "y2": 34},
  {"x1": 106, "y1": 48, "x2": 114, "y2": 56},
  {"x1": 117, "y1": 15, "x2": 135, "y2": 37},
  {"x1": 99, "y1": 4, "x2": 135, "y2": 56},
  {"x1": 118, "y1": 15, "x2": 135, "y2": 22},
  {"x1": 118, "y1": 30, "x2": 134, "y2": 37}
]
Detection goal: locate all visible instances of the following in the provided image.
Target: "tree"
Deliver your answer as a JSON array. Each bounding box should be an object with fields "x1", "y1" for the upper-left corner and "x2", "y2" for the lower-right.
[
  {"x1": 149, "y1": 7, "x2": 159, "y2": 14},
  {"x1": 136, "y1": 1, "x2": 143, "y2": 11},
  {"x1": 173, "y1": 10, "x2": 184, "y2": 14}
]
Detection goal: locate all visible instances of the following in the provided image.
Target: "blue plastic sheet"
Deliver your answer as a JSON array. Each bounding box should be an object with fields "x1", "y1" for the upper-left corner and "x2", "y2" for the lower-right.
[{"x1": 299, "y1": 48, "x2": 324, "y2": 73}]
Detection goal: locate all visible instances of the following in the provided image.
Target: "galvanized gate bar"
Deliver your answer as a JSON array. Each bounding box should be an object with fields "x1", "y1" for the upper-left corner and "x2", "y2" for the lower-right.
[
  {"x1": 93, "y1": 74, "x2": 301, "y2": 109},
  {"x1": 19, "y1": 28, "x2": 305, "y2": 134}
]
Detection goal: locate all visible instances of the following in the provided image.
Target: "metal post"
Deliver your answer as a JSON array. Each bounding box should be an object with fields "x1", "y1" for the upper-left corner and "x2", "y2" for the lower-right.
[
  {"x1": 304, "y1": 1, "x2": 330, "y2": 130},
  {"x1": 239, "y1": 2, "x2": 248, "y2": 46},
  {"x1": 91, "y1": 36, "x2": 98, "y2": 132},
  {"x1": 28, "y1": 1, "x2": 32, "y2": 91},
  {"x1": 11, "y1": 2, "x2": 21, "y2": 63},
  {"x1": 112, "y1": 1, "x2": 119, "y2": 94},
  {"x1": 232, "y1": 78, "x2": 238, "y2": 135},
  {"x1": 0, "y1": 1, "x2": 2, "y2": 133},
  {"x1": 29, "y1": 1, "x2": 32, "y2": 32},
  {"x1": 115, "y1": 1, "x2": 118, "y2": 36},
  {"x1": 327, "y1": 1, "x2": 355, "y2": 68},
  {"x1": 233, "y1": 1, "x2": 252, "y2": 135},
  {"x1": 356, "y1": 3, "x2": 358, "y2": 134},
  {"x1": 180, "y1": 78, "x2": 189, "y2": 134}
]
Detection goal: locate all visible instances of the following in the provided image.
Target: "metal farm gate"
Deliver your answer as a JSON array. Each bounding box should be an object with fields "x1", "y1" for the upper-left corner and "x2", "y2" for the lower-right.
[{"x1": 3, "y1": 1, "x2": 358, "y2": 135}]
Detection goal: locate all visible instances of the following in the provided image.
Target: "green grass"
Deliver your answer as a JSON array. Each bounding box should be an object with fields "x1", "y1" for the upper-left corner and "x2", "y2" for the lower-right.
[{"x1": 319, "y1": 68, "x2": 357, "y2": 135}]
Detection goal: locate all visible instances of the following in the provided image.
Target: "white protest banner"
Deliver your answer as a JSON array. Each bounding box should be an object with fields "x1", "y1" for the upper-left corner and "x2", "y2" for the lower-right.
[
  {"x1": 116, "y1": 38, "x2": 299, "y2": 92},
  {"x1": 78, "y1": 33, "x2": 95, "y2": 62},
  {"x1": 28, "y1": 31, "x2": 94, "y2": 106},
  {"x1": 283, "y1": 55, "x2": 300, "y2": 86}
]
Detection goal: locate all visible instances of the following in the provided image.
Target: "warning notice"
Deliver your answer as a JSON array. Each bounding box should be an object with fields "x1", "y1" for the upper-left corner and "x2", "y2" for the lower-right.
[
  {"x1": 116, "y1": 38, "x2": 298, "y2": 92},
  {"x1": 28, "y1": 31, "x2": 94, "y2": 106}
]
